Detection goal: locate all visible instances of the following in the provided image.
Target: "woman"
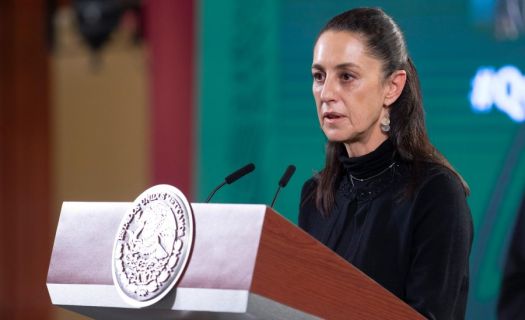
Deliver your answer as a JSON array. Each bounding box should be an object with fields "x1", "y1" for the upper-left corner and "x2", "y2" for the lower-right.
[{"x1": 299, "y1": 8, "x2": 473, "y2": 320}]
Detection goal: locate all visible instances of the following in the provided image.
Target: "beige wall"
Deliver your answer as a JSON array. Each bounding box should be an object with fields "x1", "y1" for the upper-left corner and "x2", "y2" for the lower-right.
[{"x1": 51, "y1": 8, "x2": 150, "y2": 319}]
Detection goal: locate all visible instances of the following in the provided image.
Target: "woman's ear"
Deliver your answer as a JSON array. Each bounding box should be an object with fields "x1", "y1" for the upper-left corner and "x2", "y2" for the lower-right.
[{"x1": 384, "y1": 70, "x2": 407, "y2": 107}]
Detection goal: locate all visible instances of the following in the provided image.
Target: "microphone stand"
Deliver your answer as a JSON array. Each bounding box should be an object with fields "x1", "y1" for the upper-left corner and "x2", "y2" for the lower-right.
[
  {"x1": 270, "y1": 186, "x2": 282, "y2": 208},
  {"x1": 205, "y1": 181, "x2": 226, "y2": 203}
]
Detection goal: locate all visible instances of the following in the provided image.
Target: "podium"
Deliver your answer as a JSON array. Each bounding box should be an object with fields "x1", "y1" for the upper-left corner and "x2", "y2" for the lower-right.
[{"x1": 47, "y1": 202, "x2": 424, "y2": 319}]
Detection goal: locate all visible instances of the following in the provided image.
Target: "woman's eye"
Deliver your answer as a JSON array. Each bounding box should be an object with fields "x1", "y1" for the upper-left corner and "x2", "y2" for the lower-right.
[
  {"x1": 341, "y1": 73, "x2": 354, "y2": 81},
  {"x1": 312, "y1": 72, "x2": 325, "y2": 82}
]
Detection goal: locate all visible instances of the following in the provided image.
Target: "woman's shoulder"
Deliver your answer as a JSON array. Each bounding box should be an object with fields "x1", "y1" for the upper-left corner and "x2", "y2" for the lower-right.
[
  {"x1": 300, "y1": 176, "x2": 318, "y2": 204},
  {"x1": 301, "y1": 176, "x2": 317, "y2": 191},
  {"x1": 418, "y1": 162, "x2": 466, "y2": 195},
  {"x1": 409, "y1": 162, "x2": 470, "y2": 218},
  {"x1": 397, "y1": 160, "x2": 465, "y2": 192},
  {"x1": 298, "y1": 176, "x2": 322, "y2": 230}
]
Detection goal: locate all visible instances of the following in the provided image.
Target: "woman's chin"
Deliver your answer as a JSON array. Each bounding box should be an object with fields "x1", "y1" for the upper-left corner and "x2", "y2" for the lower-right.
[{"x1": 323, "y1": 131, "x2": 355, "y2": 143}]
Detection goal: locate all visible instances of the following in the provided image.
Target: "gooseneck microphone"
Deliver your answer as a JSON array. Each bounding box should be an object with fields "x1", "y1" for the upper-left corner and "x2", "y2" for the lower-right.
[
  {"x1": 270, "y1": 165, "x2": 296, "y2": 208},
  {"x1": 205, "y1": 163, "x2": 256, "y2": 203}
]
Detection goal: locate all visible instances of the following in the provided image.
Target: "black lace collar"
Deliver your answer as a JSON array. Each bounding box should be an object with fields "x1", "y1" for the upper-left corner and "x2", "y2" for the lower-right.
[{"x1": 339, "y1": 139, "x2": 395, "y2": 178}]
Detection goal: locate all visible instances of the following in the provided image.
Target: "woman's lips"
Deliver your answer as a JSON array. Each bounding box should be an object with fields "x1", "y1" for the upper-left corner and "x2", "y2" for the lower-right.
[{"x1": 323, "y1": 111, "x2": 345, "y2": 123}]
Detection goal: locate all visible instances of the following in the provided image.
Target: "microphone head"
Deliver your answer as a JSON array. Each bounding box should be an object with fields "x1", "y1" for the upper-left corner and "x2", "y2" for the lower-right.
[
  {"x1": 225, "y1": 163, "x2": 255, "y2": 184},
  {"x1": 278, "y1": 165, "x2": 296, "y2": 188}
]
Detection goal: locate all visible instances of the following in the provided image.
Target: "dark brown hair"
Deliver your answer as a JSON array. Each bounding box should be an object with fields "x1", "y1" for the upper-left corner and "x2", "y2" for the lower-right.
[{"x1": 313, "y1": 8, "x2": 470, "y2": 215}]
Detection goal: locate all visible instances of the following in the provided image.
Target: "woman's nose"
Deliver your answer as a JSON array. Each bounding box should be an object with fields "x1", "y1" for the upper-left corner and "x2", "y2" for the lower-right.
[{"x1": 320, "y1": 76, "x2": 337, "y2": 102}]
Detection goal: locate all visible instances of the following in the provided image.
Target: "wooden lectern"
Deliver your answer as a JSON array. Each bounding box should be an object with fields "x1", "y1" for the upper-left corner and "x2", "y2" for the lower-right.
[{"x1": 47, "y1": 202, "x2": 424, "y2": 319}]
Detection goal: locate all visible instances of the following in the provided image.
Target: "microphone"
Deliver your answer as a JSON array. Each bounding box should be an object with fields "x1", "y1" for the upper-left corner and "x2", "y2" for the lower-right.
[
  {"x1": 205, "y1": 163, "x2": 256, "y2": 203},
  {"x1": 270, "y1": 165, "x2": 296, "y2": 208},
  {"x1": 225, "y1": 163, "x2": 256, "y2": 184}
]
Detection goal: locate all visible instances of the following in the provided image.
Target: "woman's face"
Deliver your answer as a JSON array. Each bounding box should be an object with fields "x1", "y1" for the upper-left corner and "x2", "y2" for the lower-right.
[{"x1": 312, "y1": 31, "x2": 404, "y2": 156}]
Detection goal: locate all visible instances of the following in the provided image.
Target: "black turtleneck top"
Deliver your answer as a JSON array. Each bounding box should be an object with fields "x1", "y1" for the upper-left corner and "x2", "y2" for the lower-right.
[{"x1": 299, "y1": 140, "x2": 473, "y2": 320}]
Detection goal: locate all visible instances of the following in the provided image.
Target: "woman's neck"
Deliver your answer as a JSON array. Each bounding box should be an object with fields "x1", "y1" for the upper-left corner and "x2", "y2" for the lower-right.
[{"x1": 344, "y1": 135, "x2": 388, "y2": 157}]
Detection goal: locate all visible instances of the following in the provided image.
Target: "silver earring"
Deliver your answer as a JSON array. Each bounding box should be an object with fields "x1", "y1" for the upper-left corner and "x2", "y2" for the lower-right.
[{"x1": 380, "y1": 116, "x2": 391, "y2": 132}]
